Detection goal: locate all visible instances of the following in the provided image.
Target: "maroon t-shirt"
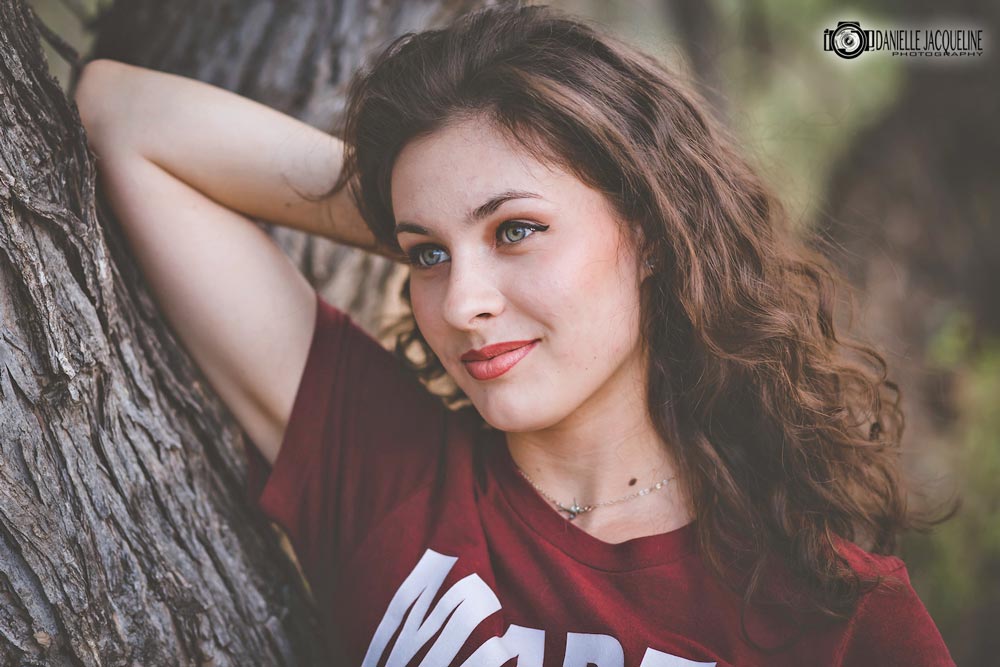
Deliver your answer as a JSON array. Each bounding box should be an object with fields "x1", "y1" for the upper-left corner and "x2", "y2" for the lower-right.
[{"x1": 246, "y1": 292, "x2": 956, "y2": 666}]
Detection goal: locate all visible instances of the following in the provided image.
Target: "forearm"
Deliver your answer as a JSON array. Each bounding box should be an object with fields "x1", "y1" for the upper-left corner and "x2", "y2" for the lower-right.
[{"x1": 74, "y1": 59, "x2": 395, "y2": 257}]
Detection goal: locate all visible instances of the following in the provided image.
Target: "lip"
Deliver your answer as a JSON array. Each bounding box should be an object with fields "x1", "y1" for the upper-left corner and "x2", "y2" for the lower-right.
[
  {"x1": 461, "y1": 340, "x2": 539, "y2": 381},
  {"x1": 461, "y1": 339, "x2": 539, "y2": 361}
]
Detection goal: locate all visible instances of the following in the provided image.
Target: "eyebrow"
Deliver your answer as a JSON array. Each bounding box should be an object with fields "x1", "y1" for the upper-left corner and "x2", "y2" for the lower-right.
[{"x1": 394, "y1": 189, "x2": 544, "y2": 236}]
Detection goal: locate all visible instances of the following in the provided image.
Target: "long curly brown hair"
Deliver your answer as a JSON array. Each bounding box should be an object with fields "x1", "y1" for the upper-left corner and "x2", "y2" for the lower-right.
[{"x1": 325, "y1": 1, "x2": 956, "y2": 650}]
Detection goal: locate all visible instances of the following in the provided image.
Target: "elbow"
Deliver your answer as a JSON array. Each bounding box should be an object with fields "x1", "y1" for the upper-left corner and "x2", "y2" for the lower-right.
[{"x1": 73, "y1": 59, "x2": 128, "y2": 145}]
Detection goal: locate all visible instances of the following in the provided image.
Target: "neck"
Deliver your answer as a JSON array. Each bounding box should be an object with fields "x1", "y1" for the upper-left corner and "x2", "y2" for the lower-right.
[
  {"x1": 497, "y1": 340, "x2": 693, "y2": 536},
  {"x1": 503, "y1": 403, "x2": 691, "y2": 532},
  {"x1": 506, "y1": 418, "x2": 666, "y2": 495}
]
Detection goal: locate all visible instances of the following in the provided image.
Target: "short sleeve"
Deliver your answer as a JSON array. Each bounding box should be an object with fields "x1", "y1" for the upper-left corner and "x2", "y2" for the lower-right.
[
  {"x1": 244, "y1": 291, "x2": 448, "y2": 592},
  {"x1": 836, "y1": 559, "x2": 956, "y2": 666}
]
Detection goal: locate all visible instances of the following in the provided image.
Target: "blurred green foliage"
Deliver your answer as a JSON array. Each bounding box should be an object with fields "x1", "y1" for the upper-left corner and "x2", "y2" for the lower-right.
[
  {"x1": 904, "y1": 314, "x2": 1000, "y2": 643},
  {"x1": 720, "y1": 2, "x2": 905, "y2": 230}
]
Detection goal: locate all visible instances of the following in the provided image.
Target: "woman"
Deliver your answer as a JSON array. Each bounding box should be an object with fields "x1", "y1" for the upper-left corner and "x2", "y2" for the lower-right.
[{"x1": 75, "y1": 3, "x2": 956, "y2": 665}]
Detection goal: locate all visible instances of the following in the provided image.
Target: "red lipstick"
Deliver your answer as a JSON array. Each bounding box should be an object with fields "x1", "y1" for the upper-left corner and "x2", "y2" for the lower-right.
[{"x1": 461, "y1": 339, "x2": 538, "y2": 381}]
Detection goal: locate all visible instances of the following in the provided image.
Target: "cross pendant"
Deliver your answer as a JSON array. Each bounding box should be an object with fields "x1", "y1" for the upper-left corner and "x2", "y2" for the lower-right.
[{"x1": 559, "y1": 501, "x2": 586, "y2": 521}]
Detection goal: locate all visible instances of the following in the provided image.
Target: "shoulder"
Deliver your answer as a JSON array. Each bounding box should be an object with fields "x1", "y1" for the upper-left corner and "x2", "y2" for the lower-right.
[
  {"x1": 831, "y1": 538, "x2": 956, "y2": 666},
  {"x1": 832, "y1": 535, "x2": 907, "y2": 580}
]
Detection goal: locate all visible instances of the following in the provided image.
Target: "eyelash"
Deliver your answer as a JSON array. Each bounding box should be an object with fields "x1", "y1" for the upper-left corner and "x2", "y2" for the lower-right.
[{"x1": 404, "y1": 220, "x2": 549, "y2": 270}]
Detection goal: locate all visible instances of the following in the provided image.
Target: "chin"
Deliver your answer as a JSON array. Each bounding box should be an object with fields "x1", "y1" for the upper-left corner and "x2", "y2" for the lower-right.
[{"x1": 465, "y1": 386, "x2": 564, "y2": 434}]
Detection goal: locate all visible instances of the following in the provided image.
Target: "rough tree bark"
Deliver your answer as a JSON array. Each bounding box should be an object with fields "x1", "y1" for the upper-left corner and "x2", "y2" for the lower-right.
[{"x1": 0, "y1": 0, "x2": 487, "y2": 664}]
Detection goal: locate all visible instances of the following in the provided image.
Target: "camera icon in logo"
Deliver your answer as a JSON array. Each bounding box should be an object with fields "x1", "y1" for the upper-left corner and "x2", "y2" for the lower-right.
[{"x1": 824, "y1": 21, "x2": 868, "y2": 59}]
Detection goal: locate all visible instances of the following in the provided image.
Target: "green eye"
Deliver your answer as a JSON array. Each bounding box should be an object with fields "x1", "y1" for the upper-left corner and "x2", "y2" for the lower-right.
[
  {"x1": 413, "y1": 247, "x2": 448, "y2": 268},
  {"x1": 498, "y1": 221, "x2": 546, "y2": 245}
]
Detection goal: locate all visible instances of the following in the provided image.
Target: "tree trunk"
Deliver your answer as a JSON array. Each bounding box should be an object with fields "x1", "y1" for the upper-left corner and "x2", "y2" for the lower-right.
[{"x1": 0, "y1": 0, "x2": 485, "y2": 664}]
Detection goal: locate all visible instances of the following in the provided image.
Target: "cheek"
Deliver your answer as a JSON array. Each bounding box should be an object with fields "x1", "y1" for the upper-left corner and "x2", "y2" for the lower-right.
[
  {"x1": 548, "y1": 234, "x2": 634, "y2": 319},
  {"x1": 531, "y1": 242, "x2": 639, "y2": 361},
  {"x1": 409, "y1": 283, "x2": 445, "y2": 351}
]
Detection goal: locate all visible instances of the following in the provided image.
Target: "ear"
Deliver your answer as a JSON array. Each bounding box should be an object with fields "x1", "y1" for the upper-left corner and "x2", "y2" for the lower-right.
[
  {"x1": 628, "y1": 226, "x2": 655, "y2": 280},
  {"x1": 640, "y1": 255, "x2": 656, "y2": 280}
]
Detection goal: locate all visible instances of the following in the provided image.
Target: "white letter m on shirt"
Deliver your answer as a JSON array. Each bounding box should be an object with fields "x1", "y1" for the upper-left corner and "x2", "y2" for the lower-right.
[{"x1": 363, "y1": 549, "x2": 502, "y2": 667}]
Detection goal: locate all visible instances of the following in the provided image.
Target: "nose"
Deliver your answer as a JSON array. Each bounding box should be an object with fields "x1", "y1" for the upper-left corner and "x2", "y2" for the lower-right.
[{"x1": 441, "y1": 254, "x2": 505, "y2": 331}]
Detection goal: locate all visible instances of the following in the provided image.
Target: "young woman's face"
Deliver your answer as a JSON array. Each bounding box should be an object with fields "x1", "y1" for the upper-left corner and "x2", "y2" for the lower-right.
[{"x1": 391, "y1": 117, "x2": 648, "y2": 432}]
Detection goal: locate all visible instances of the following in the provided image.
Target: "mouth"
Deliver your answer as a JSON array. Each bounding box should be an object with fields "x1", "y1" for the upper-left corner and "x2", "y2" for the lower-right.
[{"x1": 461, "y1": 340, "x2": 539, "y2": 381}]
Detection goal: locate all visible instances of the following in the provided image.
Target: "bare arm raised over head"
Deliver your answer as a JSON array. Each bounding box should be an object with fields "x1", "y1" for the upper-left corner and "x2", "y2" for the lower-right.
[
  {"x1": 74, "y1": 59, "x2": 391, "y2": 254},
  {"x1": 74, "y1": 59, "x2": 395, "y2": 465}
]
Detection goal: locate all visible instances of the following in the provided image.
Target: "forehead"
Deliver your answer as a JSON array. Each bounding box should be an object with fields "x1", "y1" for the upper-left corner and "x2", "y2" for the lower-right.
[{"x1": 390, "y1": 117, "x2": 590, "y2": 225}]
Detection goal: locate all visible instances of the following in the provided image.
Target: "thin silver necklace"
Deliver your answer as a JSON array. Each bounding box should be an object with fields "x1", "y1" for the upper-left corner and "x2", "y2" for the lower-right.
[{"x1": 514, "y1": 464, "x2": 674, "y2": 521}]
